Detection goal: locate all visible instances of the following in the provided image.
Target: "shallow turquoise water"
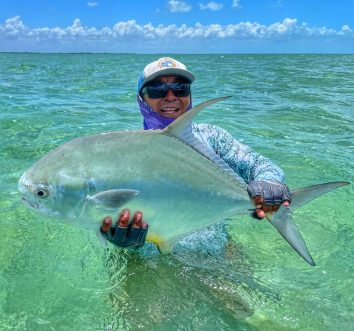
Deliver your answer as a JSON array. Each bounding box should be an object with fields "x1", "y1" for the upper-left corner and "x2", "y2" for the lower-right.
[{"x1": 0, "y1": 53, "x2": 353, "y2": 330}]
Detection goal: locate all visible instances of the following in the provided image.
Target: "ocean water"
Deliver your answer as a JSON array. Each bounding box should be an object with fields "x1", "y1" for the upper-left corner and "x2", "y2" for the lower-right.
[{"x1": 0, "y1": 53, "x2": 353, "y2": 331}]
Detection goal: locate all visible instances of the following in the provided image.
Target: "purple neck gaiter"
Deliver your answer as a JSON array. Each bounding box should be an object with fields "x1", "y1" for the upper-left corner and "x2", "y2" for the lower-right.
[{"x1": 137, "y1": 94, "x2": 192, "y2": 130}]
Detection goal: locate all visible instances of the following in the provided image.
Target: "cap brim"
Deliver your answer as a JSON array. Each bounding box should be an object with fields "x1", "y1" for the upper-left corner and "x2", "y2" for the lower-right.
[{"x1": 143, "y1": 68, "x2": 195, "y2": 87}]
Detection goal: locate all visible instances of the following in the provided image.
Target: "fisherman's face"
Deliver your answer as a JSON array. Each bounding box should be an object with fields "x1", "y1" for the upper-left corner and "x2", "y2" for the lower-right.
[{"x1": 143, "y1": 75, "x2": 191, "y2": 119}]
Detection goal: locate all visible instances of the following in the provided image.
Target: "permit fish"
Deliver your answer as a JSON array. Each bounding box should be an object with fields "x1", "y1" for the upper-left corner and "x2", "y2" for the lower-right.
[{"x1": 18, "y1": 97, "x2": 349, "y2": 266}]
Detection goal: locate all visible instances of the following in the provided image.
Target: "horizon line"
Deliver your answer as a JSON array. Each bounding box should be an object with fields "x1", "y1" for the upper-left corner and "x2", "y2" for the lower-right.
[{"x1": 1, "y1": 51, "x2": 354, "y2": 55}]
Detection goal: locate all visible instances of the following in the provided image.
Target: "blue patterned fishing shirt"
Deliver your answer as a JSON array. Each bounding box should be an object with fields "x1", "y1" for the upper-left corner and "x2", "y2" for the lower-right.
[{"x1": 191, "y1": 123, "x2": 285, "y2": 184}]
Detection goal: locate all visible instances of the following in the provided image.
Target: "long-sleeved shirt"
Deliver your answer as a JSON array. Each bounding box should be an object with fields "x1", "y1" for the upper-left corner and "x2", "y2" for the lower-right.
[{"x1": 192, "y1": 123, "x2": 285, "y2": 184}]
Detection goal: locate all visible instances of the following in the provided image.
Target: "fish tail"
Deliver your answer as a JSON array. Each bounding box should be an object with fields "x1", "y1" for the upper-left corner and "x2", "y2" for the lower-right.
[
  {"x1": 267, "y1": 181, "x2": 349, "y2": 266},
  {"x1": 290, "y1": 181, "x2": 349, "y2": 209},
  {"x1": 266, "y1": 206, "x2": 315, "y2": 266}
]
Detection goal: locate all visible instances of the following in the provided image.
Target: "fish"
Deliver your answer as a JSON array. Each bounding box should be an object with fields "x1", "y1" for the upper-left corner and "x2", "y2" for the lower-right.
[{"x1": 18, "y1": 97, "x2": 349, "y2": 266}]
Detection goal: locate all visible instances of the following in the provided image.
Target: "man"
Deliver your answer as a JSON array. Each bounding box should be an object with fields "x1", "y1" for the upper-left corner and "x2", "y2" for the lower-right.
[{"x1": 100, "y1": 57, "x2": 291, "y2": 248}]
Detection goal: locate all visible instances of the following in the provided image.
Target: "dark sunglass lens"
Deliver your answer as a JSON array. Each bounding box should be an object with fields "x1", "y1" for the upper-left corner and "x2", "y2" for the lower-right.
[
  {"x1": 144, "y1": 83, "x2": 190, "y2": 99},
  {"x1": 173, "y1": 83, "x2": 190, "y2": 97},
  {"x1": 146, "y1": 86, "x2": 167, "y2": 99}
]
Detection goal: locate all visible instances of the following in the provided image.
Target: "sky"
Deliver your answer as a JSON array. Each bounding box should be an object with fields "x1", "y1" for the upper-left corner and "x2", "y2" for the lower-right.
[{"x1": 1, "y1": 0, "x2": 353, "y2": 53}]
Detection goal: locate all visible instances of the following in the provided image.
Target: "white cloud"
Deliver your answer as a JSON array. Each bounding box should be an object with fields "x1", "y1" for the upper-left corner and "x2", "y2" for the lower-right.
[
  {"x1": 268, "y1": 18, "x2": 298, "y2": 35},
  {"x1": 167, "y1": 0, "x2": 192, "y2": 13},
  {"x1": 199, "y1": 2, "x2": 223, "y2": 11},
  {"x1": 232, "y1": 0, "x2": 241, "y2": 9},
  {"x1": 1, "y1": 16, "x2": 26, "y2": 37},
  {"x1": 87, "y1": 2, "x2": 99, "y2": 7},
  {"x1": 340, "y1": 25, "x2": 351, "y2": 33},
  {"x1": 1, "y1": 16, "x2": 353, "y2": 52}
]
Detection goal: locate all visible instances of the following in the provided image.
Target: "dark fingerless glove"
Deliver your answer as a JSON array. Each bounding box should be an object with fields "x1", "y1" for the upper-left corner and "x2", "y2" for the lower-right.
[
  {"x1": 101, "y1": 223, "x2": 148, "y2": 248},
  {"x1": 247, "y1": 180, "x2": 292, "y2": 205}
]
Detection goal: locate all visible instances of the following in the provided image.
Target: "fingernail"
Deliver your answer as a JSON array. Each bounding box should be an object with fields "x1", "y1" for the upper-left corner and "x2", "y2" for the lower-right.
[
  {"x1": 119, "y1": 213, "x2": 129, "y2": 227},
  {"x1": 121, "y1": 209, "x2": 128, "y2": 217},
  {"x1": 133, "y1": 213, "x2": 142, "y2": 228},
  {"x1": 104, "y1": 216, "x2": 112, "y2": 224},
  {"x1": 257, "y1": 210, "x2": 265, "y2": 218},
  {"x1": 101, "y1": 217, "x2": 112, "y2": 232}
]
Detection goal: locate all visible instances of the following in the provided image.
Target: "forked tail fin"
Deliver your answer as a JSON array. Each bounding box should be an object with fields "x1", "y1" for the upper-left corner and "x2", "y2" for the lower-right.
[
  {"x1": 267, "y1": 206, "x2": 316, "y2": 266},
  {"x1": 267, "y1": 181, "x2": 349, "y2": 266}
]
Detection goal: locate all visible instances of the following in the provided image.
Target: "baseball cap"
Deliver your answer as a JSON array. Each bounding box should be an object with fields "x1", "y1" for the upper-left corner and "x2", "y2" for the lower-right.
[{"x1": 137, "y1": 57, "x2": 195, "y2": 94}]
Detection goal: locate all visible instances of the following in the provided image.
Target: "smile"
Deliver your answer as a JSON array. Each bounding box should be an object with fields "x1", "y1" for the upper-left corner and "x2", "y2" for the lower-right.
[{"x1": 160, "y1": 107, "x2": 180, "y2": 113}]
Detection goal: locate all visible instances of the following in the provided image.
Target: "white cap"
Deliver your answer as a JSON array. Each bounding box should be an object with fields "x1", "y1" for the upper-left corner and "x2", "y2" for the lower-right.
[{"x1": 138, "y1": 57, "x2": 195, "y2": 92}]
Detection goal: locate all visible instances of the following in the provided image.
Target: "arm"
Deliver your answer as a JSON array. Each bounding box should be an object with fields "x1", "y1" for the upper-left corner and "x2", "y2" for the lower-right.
[
  {"x1": 193, "y1": 123, "x2": 284, "y2": 183},
  {"x1": 193, "y1": 124, "x2": 291, "y2": 218}
]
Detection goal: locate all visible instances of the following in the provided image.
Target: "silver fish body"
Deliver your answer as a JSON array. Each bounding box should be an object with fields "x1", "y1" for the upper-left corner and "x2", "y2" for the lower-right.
[
  {"x1": 19, "y1": 128, "x2": 249, "y2": 242},
  {"x1": 19, "y1": 97, "x2": 349, "y2": 264}
]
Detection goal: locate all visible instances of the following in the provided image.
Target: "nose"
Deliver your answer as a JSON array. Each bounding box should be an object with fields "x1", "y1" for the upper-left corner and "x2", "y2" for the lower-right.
[{"x1": 164, "y1": 88, "x2": 177, "y2": 100}]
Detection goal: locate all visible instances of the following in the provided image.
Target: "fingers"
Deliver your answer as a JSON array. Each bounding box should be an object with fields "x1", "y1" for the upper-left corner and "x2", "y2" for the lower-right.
[
  {"x1": 132, "y1": 211, "x2": 142, "y2": 228},
  {"x1": 255, "y1": 208, "x2": 265, "y2": 219},
  {"x1": 101, "y1": 216, "x2": 112, "y2": 232},
  {"x1": 101, "y1": 209, "x2": 146, "y2": 233},
  {"x1": 254, "y1": 204, "x2": 278, "y2": 219},
  {"x1": 253, "y1": 196, "x2": 263, "y2": 209},
  {"x1": 120, "y1": 210, "x2": 146, "y2": 229},
  {"x1": 118, "y1": 209, "x2": 130, "y2": 227},
  {"x1": 100, "y1": 209, "x2": 148, "y2": 248},
  {"x1": 254, "y1": 205, "x2": 278, "y2": 218},
  {"x1": 253, "y1": 197, "x2": 291, "y2": 219},
  {"x1": 129, "y1": 212, "x2": 148, "y2": 248}
]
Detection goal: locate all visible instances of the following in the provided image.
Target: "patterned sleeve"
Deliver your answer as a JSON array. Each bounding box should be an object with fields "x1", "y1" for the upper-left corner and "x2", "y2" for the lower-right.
[{"x1": 192, "y1": 124, "x2": 285, "y2": 184}]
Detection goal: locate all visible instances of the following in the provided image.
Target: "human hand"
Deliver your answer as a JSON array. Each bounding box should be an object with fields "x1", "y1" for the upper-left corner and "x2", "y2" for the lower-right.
[
  {"x1": 100, "y1": 209, "x2": 148, "y2": 248},
  {"x1": 247, "y1": 180, "x2": 292, "y2": 219}
]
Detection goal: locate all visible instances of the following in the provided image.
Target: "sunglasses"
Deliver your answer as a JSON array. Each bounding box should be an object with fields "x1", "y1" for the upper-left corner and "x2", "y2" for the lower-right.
[{"x1": 141, "y1": 82, "x2": 191, "y2": 99}]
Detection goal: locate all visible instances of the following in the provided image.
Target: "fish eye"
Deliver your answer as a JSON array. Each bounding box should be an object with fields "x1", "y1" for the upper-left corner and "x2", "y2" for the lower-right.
[{"x1": 36, "y1": 188, "x2": 48, "y2": 198}]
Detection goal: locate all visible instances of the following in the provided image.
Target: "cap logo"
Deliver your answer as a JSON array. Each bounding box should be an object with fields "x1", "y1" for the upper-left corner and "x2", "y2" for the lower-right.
[{"x1": 158, "y1": 58, "x2": 177, "y2": 69}]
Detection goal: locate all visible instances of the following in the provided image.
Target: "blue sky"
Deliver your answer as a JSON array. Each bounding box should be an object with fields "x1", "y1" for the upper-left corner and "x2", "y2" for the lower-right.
[{"x1": 1, "y1": 0, "x2": 353, "y2": 53}]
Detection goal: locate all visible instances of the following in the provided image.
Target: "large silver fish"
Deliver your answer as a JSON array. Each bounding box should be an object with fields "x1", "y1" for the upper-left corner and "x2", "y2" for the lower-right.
[{"x1": 18, "y1": 97, "x2": 348, "y2": 265}]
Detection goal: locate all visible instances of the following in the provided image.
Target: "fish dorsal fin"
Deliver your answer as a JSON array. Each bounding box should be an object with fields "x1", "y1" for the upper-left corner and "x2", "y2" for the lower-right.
[
  {"x1": 163, "y1": 96, "x2": 231, "y2": 137},
  {"x1": 162, "y1": 96, "x2": 246, "y2": 187}
]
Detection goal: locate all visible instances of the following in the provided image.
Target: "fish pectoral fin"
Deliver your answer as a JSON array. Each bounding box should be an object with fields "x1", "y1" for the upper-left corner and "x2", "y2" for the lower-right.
[
  {"x1": 87, "y1": 189, "x2": 139, "y2": 209},
  {"x1": 266, "y1": 206, "x2": 316, "y2": 266}
]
